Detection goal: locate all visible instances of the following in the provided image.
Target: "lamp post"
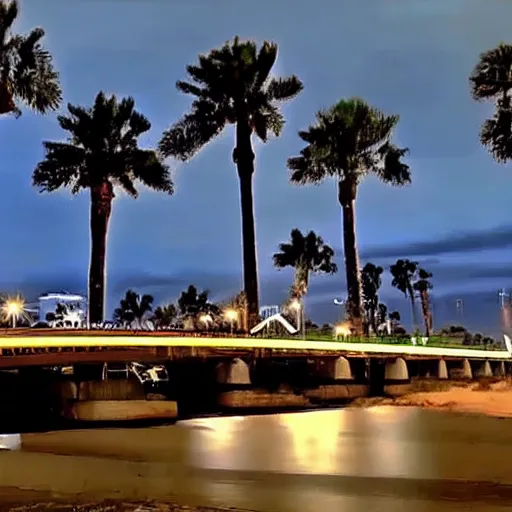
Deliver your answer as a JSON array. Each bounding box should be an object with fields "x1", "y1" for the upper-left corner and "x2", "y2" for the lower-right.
[
  {"x1": 225, "y1": 309, "x2": 238, "y2": 335},
  {"x1": 199, "y1": 314, "x2": 212, "y2": 331}
]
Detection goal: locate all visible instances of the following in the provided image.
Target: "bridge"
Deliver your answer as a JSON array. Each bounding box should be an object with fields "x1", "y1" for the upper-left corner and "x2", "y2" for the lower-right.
[{"x1": 0, "y1": 329, "x2": 508, "y2": 423}]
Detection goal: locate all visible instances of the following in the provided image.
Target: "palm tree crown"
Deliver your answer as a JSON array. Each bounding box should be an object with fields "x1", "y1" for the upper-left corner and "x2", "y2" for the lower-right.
[
  {"x1": 273, "y1": 228, "x2": 337, "y2": 297},
  {"x1": 33, "y1": 91, "x2": 174, "y2": 196},
  {"x1": 470, "y1": 43, "x2": 512, "y2": 163},
  {"x1": 159, "y1": 36, "x2": 302, "y2": 329},
  {"x1": 0, "y1": 0, "x2": 61, "y2": 116},
  {"x1": 159, "y1": 36, "x2": 303, "y2": 161},
  {"x1": 114, "y1": 289, "x2": 154, "y2": 327},
  {"x1": 287, "y1": 98, "x2": 410, "y2": 334}
]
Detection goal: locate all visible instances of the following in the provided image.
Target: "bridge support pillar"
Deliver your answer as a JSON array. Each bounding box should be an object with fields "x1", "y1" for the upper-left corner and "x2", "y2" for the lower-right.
[
  {"x1": 463, "y1": 359, "x2": 473, "y2": 379},
  {"x1": 475, "y1": 360, "x2": 493, "y2": 378},
  {"x1": 320, "y1": 356, "x2": 353, "y2": 380},
  {"x1": 216, "y1": 358, "x2": 251, "y2": 385},
  {"x1": 494, "y1": 361, "x2": 506, "y2": 377},
  {"x1": 384, "y1": 358, "x2": 410, "y2": 396},
  {"x1": 437, "y1": 359, "x2": 448, "y2": 380}
]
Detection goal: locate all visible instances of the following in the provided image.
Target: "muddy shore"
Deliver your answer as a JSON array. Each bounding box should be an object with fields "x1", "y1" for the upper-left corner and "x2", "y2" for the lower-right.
[{"x1": 350, "y1": 378, "x2": 512, "y2": 417}]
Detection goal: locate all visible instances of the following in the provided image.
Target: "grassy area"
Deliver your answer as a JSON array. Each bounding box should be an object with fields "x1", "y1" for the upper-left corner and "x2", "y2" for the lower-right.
[{"x1": 295, "y1": 331, "x2": 505, "y2": 350}]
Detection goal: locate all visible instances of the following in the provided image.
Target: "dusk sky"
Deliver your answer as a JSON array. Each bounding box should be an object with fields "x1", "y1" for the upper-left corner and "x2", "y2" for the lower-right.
[{"x1": 5, "y1": 0, "x2": 512, "y2": 329}]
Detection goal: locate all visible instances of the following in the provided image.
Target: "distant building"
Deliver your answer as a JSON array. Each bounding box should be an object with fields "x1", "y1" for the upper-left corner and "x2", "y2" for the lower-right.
[
  {"x1": 259, "y1": 305, "x2": 280, "y2": 319},
  {"x1": 30, "y1": 292, "x2": 87, "y2": 324}
]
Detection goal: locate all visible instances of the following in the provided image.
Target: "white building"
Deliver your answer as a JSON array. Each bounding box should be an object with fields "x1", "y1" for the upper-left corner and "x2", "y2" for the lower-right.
[{"x1": 33, "y1": 292, "x2": 87, "y2": 324}]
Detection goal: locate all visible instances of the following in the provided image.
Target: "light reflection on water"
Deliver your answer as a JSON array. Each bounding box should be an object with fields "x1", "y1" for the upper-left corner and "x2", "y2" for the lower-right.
[{"x1": 10, "y1": 407, "x2": 512, "y2": 511}]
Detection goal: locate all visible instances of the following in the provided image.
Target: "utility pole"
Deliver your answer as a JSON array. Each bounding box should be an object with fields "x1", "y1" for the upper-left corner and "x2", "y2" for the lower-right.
[
  {"x1": 456, "y1": 299, "x2": 463, "y2": 322},
  {"x1": 499, "y1": 288, "x2": 509, "y2": 309}
]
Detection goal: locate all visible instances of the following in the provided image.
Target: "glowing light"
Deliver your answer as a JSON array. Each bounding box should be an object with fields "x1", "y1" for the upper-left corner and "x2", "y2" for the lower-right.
[
  {"x1": 0, "y1": 334, "x2": 504, "y2": 360},
  {"x1": 2, "y1": 296, "x2": 26, "y2": 328},
  {"x1": 334, "y1": 323, "x2": 351, "y2": 337},
  {"x1": 199, "y1": 314, "x2": 212, "y2": 324},
  {"x1": 224, "y1": 309, "x2": 238, "y2": 322},
  {"x1": 290, "y1": 299, "x2": 301, "y2": 311}
]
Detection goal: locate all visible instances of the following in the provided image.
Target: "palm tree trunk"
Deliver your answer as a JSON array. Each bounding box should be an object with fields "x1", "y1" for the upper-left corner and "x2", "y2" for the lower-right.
[
  {"x1": 234, "y1": 118, "x2": 260, "y2": 329},
  {"x1": 407, "y1": 283, "x2": 418, "y2": 331},
  {"x1": 88, "y1": 181, "x2": 113, "y2": 325},
  {"x1": 338, "y1": 180, "x2": 363, "y2": 335},
  {"x1": 419, "y1": 290, "x2": 431, "y2": 337}
]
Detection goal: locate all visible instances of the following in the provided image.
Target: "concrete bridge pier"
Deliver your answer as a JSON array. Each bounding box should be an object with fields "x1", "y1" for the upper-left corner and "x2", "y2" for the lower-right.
[
  {"x1": 305, "y1": 357, "x2": 370, "y2": 402},
  {"x1": 384, "y1": 357, "x2": 410, "y2": 396},
  {"x1": 447, "y1": 359, "x2": 473, "y2": 380},
  {"x1": 474, "y1": 360, "x2": 493, "y2": 378},
  {"x1": 493, "y1": 361, "x2": 506, "y2": 377}
]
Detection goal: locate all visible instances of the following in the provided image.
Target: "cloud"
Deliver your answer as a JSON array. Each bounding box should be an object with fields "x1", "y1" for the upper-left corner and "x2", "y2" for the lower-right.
[{"x1": 359, "y1": 225, "x2": 512, "y2": 259}]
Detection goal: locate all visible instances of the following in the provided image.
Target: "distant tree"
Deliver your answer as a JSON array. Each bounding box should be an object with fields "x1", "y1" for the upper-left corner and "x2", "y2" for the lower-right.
[
  {"x1": 377, "y1": 303, "x2": 388, "y2": 325},
  {"x1": 273, "y1": 228, "x2": 337, "y2": 300},
  {"x1": 389, "y1": 310, "x2": 401, "y2": 322},
  {"x1": 390, "y1": 259, "x2": 419, "y2": 330},
  {"x1": 159, "y1": 36, "x2": 303, "y2": 329},
  {"x1": 361, "y1": 263, "x2": 383, "y2": 334},
  {"x1": 287, "y1": 98, "x2": 410, "y2": 334},
  {"x1": 0, "y1": 0, "x2": 61, "y2": 116},
  {"x1": 472, "y1": 332, "x2": 483, "y2": 346},
  {"x1": 178, "y1": 285, "x2": 220, "y2": 318},
  {"x1": 46, "y1": 302, "x2": 83, "y2": 328},
  {"x1": 32, "y1": 92, "x2": 173, "y2": 325},
  {"x1": 413, "y1": 268, "x2": 434, "y2": 336},
  {"x1": 222, "y1": 291, "x2": 248, "y2": 332},
  {"x1": 469, "y1": 43, "x2": 512, "y2": 163},
  {"x1": 114, "y1": 289, "x2": 154, "y2": 329},
  {"x1": 152, "y1": 304, "x2": 177, "y2": 330}
]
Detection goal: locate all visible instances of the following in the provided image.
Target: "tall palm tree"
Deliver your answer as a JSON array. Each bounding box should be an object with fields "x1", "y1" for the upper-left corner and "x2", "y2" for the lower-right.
[
  {"x1": 0, "y1": 0, "x2": 61, "y2": 116},
  {"x1": 158, "y1": 36, "x2": 303, "y2": 329},
  {"x1": 273, "y1": 228, "x2": 337, "y2": 299},
  {"x1": 152, "y1": 304, "x2": 178, "y2": 330},
  {"x1": 32, "y1": 92, "x2": 173, "y2": 325},
  {"x1": 470, "y1": 43, "x2": 512, "y2": 162},
  {"x1": 390, "y1": 259, "x2": 419, "y2": 330},
  {"x1": 287, "y1": 98, "x2": 410, "y2": 334},
  {"x1": 113, "y1": 289, "x2": 154, "y2": 329},
  {"x1": 413, "y1": 268, "x2": 433, "y2": 336},
  {"x1": 361, "y1": 262, "x2": 383, "y2": 334}
]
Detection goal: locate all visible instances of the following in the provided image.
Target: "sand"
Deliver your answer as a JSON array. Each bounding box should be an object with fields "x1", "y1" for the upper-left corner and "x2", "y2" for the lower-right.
[{"x1": 351, "y1": 379, "x2": 512, "y2": 418}]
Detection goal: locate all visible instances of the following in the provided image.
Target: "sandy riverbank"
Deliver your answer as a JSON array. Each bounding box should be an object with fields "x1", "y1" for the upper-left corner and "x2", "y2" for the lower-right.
[{"x1": 351, "y1": 379, "x2": 512, "y2": 417}]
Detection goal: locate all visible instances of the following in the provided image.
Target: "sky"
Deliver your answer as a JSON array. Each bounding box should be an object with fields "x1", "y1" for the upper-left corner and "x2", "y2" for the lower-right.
[{"x1": 4, "y1": 0, "x2": 512, "y2": 333}]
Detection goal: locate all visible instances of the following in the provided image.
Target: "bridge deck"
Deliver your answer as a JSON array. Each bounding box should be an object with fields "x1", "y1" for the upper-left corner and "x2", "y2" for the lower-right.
[{"x1": 0, "y1": 330, "x2": 504, "y2": 368}]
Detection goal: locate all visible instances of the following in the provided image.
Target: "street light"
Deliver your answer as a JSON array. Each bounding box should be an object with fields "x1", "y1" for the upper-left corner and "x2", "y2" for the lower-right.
[
  {"x1": 199, "y1": 314, "x2": 212, "y2": 330},
  {"x1": 225, "y1": 309, "x2": 238, "y2": 335},
  {"x1": 2, "y1": 297, "x2": 24, "y2": 328}
]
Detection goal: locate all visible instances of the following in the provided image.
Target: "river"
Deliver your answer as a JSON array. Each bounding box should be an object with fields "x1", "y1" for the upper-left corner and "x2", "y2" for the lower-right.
[{"x1": 5, "y1": 407, "x2": 512, "y2": 511}]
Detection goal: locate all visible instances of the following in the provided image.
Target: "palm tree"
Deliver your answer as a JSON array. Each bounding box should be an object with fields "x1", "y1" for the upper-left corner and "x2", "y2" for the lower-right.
[
  {"x1": 0, "y1": 0, "x2": 61, "y2": 116},
  {"x1": 413, "y1": 268, "x2": 433, "y2": 336},
  {"x1": 361, "y1": 262, "x2": 383, "y2": 334},
  {"x1": 152, "y1": 304, "x2": 178, "y2": 330},
  {"x1": 469, "y1": 43, "x2": 512, "y2": 162},
  {"x1": 390, "y1": 259, "x2": 419, "y2": 330},
  {"x1": 273, "y1": 228, "x2": 337, "y2": 300},
  {"x1": 158, "y1": 37, "x2": 303, "y2": 329},
  {"x1": 32, "y1": 92, "x2": 173, "y2": 325},
  {"x1": 178, "y1": 285, "x2": 220, "y2": 319},
  {"x1": 113, "y1": 289, "x2": 154, "y2": 329},
  {"x1": 222, "y1": 291, "x2": 248, "y2": 332},
  {"x1": 287, "y1": 98, "x2": 410, "y2": 334}
]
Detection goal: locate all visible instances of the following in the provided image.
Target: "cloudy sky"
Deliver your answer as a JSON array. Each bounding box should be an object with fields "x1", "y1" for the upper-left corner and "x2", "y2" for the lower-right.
[{"x1": 4, "y1": 0, "x2": 512, "y2": 331}]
